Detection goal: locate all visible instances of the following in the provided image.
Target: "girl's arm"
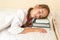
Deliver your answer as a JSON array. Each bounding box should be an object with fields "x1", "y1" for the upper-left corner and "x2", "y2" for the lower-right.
[
  {"x1": 21, "y1": 28, "x2": 47, "y2": 34},
  {"x1": 8, "y1": 10, "x2": 25, "y2": 34},
  {"x1": 20, "y1": 27, "x2": 47, "y2": 34},
  {"x1": 0, "y1": 16, "x2": 13, "y2": 32}
]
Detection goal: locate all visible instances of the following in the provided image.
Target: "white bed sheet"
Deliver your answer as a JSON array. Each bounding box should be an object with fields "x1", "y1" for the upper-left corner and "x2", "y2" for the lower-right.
[
  {"x1": 0, "y1": 28, "x2": 57, "y2": 40},
  {"x1": 0, "y1": 9, "x2": 57, "y2": 40}
]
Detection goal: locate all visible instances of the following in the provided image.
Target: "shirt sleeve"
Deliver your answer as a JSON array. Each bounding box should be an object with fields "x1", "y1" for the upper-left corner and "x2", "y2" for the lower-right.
[
  {"x1": 0, "y1": 15, "x2": 13, "y2": 32},
  {"x1": 8, "y1": 9, "x2": 25, "y2": 34}
]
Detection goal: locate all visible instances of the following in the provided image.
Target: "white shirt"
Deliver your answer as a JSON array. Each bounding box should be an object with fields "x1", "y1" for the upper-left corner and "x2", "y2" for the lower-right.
[
  {"x1": 0, "y1": 9, "x2": 54, "y2": 34},
  {"x1": 0, "y1": 9, "x2": 26, "y2": 34}
]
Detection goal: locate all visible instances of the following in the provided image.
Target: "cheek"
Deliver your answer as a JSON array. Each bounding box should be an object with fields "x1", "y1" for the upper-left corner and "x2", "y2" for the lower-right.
[
  {"x1": 30, "y1": 11, "x2": 36, "y2": 17},
  {"x1": 35, "y1": 14, "x2": 40, "y2": 16},
  {"x1": 31, "y1": 12, "x2": 37, "y2": 17},
  {"x1": 31, "y1": 12, "x2": 38, "y2": 17},
  {"x1": 34, "y1": 14, "x2": 40, "y2": 18}
]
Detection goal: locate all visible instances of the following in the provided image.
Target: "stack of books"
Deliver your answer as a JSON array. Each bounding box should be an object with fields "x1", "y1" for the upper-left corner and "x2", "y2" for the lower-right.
[{"x1": 32, "y1": 19, "x2": 50, "y2": 28}]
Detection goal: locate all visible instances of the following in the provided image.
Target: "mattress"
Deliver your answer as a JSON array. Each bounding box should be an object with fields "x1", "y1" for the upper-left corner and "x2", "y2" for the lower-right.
[
  {"x1": 0, "y1": 28, "x2": 57, "y2": 40},
  {"x1": 0, "y1": 9, "x2": 57, "y2": 40}
]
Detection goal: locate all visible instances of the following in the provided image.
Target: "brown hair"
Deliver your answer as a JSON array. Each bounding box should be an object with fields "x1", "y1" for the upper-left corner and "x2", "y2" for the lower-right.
[
  {"x1": 21, "y1": 8, "x2": 33, "y2": 28},
  {"x1": 27, "y1": 7, "x2": 33, "y2": 19},
  {"x1": 38, "y1": 4, "x2": 50, "y2": 14},
  {"x1": 34, "y1": 4, "x2": 50, "y2": 19}
]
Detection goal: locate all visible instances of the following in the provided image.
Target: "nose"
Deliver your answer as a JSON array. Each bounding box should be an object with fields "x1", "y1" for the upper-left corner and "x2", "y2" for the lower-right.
[
  {"x1": 39, "y1": 14, "x2": 43, "y2": 18},
  {"x1": 39, "y1": 9, "x2": 43, "y2": 14},
  {"x1": 39, "y1": 11, "x2": 43, "y2": 16}
]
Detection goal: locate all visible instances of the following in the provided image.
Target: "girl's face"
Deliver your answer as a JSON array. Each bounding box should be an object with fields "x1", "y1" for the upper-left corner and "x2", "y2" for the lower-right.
[{"x1": 30, "y1": 8, "x2": 49, "y2": 19}]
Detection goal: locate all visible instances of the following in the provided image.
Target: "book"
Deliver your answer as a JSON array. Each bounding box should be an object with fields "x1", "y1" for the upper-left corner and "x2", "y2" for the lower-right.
[
  {"x1": 32, "y1": 23, "x2": 50, "y2": 28},
  {"x1": 32, "y1": 19, "x2": 50, "y2": 28},
  {"x1": 35, "y1": 19, "x2": 49, "y2": 23}
]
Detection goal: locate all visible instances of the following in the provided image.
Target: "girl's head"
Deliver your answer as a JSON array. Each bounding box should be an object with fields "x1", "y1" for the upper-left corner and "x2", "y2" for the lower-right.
[
  {"x1": 21, "y1": 4, "x2": 50, "y2": 27},
  {"x1": 27, "y1": 4, "x2": 50, "y2": 19}
]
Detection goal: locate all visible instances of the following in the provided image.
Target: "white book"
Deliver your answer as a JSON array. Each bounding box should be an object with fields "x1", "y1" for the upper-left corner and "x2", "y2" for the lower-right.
[
  {"x1": 35, "y1": 19, "x2": 49, "y2": 23},
  {"x1": 32, "y1": 23, "x2": 50, "y2": 28}
]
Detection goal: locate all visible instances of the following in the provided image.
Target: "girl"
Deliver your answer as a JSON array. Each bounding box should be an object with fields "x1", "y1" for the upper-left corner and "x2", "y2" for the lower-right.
[
  {"x1": 21, "y1": 4, "x2": 50, "y2": 27},
  {"x1": 20, "y1": 4, "x2": 50, "y2": 34},
  {"x1": 0, "y1": 4, "x2": 50, "y2": 34}
]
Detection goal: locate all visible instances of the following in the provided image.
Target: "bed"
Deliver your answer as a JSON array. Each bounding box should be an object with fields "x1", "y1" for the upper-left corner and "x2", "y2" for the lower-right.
[
  {"x1": 0, "y1": 28, "x2": 57, "y2": 40},
  {"x1": 0, "y1": 9, "x2": 59, "y2": 40}
]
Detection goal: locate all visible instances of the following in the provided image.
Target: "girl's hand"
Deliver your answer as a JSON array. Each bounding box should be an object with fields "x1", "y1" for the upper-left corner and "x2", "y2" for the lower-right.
[{"x1": 20, "y1": 28, "x2": 47, "y2": 34}]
